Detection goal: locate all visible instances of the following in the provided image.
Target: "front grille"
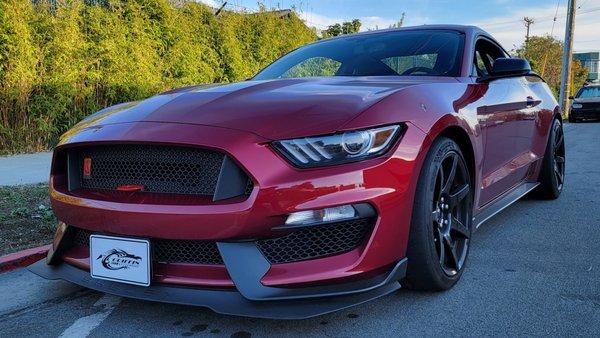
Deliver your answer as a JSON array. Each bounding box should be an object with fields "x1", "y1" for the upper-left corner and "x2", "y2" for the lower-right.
[
  {"x1": 153, "y1": 240, "x2": 223, "y2": 265},
  {"x1": 70, "y1": 228, "x2": 223, "y2": 265},
  {"x1": 581, "y1": 102, "x2": 600, "y2": 110},
  {"x1": 69, "y1": 219, "x2": 373, "y2": 267},
  {"x1": 257, "y1": 218, "x2": 374, "y2": 264},
  {"x1": 76, "y1": 145, "x2": 224, "y2": 196},
  {"x1": 72, "y1": 228, "x2": 92, "y2": 247}
]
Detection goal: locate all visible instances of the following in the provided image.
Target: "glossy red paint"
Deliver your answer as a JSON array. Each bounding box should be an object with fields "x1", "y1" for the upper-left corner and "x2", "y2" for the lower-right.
[{"x1": 50, "y1": 25, "x2": 559, "y2": 291}]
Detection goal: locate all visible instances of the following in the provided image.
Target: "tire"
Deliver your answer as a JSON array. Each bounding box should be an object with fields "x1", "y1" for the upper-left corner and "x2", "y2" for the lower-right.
[
  {"x1": 403, "y1": 137, "x2": 473, "y2": 291},
  {"x1": 568, "y1": 115, "x2": 578, "y2": 123},
  {"x1": 534, "y1": 118, "x2": 565, "y2": 199}
]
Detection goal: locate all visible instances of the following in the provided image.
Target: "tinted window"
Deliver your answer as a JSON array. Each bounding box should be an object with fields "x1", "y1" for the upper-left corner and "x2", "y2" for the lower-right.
[
  {"x1": 254, "y1": 30, "x2": 464, "y2": 79},
  {"x1": 473, "y1": 39, "x2": 507, "y2": 77},
  {"x1": 382, "y1": 54, "x2": 438, "y2": 74},
  {"x1": 281, "y1": 57, "x2": 341, "y2": 78},
  {"x1": 576, "y1": 87, "x2": 600, "y2": 98}
]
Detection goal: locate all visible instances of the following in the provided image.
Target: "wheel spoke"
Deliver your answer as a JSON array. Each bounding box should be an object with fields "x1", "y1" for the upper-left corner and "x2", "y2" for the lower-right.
[
  {"x1": 432, "y1": 209, "x2": 441, "y2": 222},
  {"x1": 437, "y1": 229, "x2": 445, "y2": 264},
  {"x1": 443, "y1": 236, "x2": 459, "y2": 270},
  {"x1": 555, "y1": 166, "x2": 564, "y2": 184},
  {"x1": 451, "y1": 216, "x2": 470, "y2": 239},
  {"x1": 449, "y1": 184, "x2": 469, "y2": 207},
  {"x1": 441, "y1": 154, "x2": 457, "y2": 194},
  {"x1": 555, "y1": 131, "x2": 564, "y2": 148},
  {"x1": 436, "y1": 166, "x2": 445, "y2": 200}
]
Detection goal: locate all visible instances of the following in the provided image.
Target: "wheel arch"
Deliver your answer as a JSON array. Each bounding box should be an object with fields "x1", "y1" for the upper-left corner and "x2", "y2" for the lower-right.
[
  {"x1": 554, "y1": 105, "x2": 563, "y2": 122},
  {"x1": 438, "y1": 126, "x2": 476, "y2": 187},
  {"x1": 414, "y1": 115, "x2": 480, "y2": 209}
]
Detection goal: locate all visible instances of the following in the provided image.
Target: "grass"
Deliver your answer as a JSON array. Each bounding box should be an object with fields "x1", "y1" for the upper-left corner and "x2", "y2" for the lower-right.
[{"x1": 0, "y1": 184, "x2": 57, "y2": 256}]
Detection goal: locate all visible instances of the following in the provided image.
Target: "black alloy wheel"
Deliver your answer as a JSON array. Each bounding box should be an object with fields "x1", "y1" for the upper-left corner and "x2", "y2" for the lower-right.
[
  {"x1": 404, "y1": 137, "x2": 473, "y2": 291},
  {"x1": 431, "y1": 151, "x2": 471, "y2": 276},
  {"x1": 553, "y1": 122, "x2": 566, "y2": 192},
  {"x1": 535, "y1": 118, "x2": 565, "y2": 200}
]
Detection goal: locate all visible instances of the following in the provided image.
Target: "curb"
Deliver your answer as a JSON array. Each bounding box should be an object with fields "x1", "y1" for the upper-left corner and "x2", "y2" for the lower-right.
[{"x1": 0, "y1": 244, "x2": 51, "y2": 273}]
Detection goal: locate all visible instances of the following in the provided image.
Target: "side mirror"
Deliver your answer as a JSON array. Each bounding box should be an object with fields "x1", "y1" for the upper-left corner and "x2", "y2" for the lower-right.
[{"x1": 490, "y1": 58, "x2": 531, "y2": 77}]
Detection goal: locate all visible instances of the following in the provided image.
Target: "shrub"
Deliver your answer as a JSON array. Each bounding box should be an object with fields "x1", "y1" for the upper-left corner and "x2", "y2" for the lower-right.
[{"x1": 0, "y1": 0, "x2": 316, "y2": 154}]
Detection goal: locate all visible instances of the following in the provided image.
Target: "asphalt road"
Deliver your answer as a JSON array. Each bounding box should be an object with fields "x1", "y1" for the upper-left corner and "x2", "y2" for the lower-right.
[
  {"x1": 1, "y1": 122, "x2": 599, "y2": 337},
  {"x1": 0, "y1": 152, "x2": 52, "y2": 186}
]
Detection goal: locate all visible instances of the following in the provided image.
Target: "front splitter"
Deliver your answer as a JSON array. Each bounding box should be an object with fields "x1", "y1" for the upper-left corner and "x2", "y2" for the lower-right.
[{"x1": 28, "y1": 259, "x2": 404, "y2": 320}]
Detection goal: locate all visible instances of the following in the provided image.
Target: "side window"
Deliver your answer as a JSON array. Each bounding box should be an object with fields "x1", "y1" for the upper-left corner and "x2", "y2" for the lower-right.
[
  {"x1": 281, "y1": 57, "x2": 341, "y2": 78},
  {"x1": 474, "y1": 51, "x2": 489, "y2": 76},
  {"x1": 473, "y1": 39, "x2": 507, "y2": 77}
]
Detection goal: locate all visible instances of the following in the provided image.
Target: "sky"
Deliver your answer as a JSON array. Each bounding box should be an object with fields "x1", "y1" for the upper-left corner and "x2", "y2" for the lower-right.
[{"x1": 199, "y1": 0, "x2": 600, "y2": 52}]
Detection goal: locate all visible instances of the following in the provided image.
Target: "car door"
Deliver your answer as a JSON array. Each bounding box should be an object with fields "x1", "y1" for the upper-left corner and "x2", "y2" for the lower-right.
[{"x1": 473, "y1": 38, "x2": 538, "y2": 206}]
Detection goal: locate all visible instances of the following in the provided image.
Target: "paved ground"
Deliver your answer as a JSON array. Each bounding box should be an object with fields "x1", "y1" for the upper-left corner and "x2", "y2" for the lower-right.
[
  {"x1": 1, "y1": 122, "x2": 599, "y2": 337},
  {"x1": 0, "y1": 152, "x2": 52, "y2": 186}
]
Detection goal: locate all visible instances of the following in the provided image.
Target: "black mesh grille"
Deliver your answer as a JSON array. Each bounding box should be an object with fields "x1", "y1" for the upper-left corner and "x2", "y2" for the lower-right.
[
  {"x1": 72, "y1": 228, "x2": 92, "y2": 247},
  {"x1": 153, "y1": 240, "x2": 223, "y2": 265},
  {"x1": 69, "y1": 228, "x2": 223, "y2": 265},
  {"x1": 77, "y1": 145, "x2": 225, "y2": 195},
  {"x1": 257, "y1": 218, "x2": 374, "y2": 264},
  {"x1": 244, "y1": 178, "x2": 254, "y2": 196},
  {"x1": 581, "y1": 102, "x2": 600, "y2": 110}
]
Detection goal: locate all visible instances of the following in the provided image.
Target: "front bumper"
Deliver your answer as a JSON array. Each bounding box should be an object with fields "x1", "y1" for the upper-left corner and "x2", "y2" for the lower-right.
[
  {"x1": 49, "y1": 122, "x2": 426, "y2": 288},
  {"x1": 570, "y1": 108, "x2": 600, "y2": 120},
  {"x1": 41, "y1": 121, "x2": 427, "y2": 316},
  {"x1": 29, "y1": 253, "x2": 406, "y2": 319}
]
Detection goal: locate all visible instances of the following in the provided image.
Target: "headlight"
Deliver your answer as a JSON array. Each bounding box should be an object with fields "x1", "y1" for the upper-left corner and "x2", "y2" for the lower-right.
[
  {"x1": 572, "y1": 103, "x2": 582, "y2": 109},
  {"x1": 273, "y1": 124, "x2": 403, "y2": 168}
]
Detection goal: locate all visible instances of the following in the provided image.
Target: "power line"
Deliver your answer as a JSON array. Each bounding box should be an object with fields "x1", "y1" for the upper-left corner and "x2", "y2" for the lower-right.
[
  {"x1": 485, "y1": 6, "x2": 600, "y2": 33},
  {"x1": 484, "y1": 5, "x2": 600, "y2": 29},
  {"x1": 540, "y1": 0, "x2": 562, "y2": 77},
  {"x1": 550, "y1": 0, "x2": 561, "y2": 36}
]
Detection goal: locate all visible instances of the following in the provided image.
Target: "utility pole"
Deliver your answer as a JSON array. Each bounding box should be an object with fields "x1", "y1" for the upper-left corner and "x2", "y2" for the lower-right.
[
  {"x1": 523, "y1": 17, "x2": 535, "y2": 44},
  {"x1": 559, "y1": 0, "x2": 577, "y2": 117}
]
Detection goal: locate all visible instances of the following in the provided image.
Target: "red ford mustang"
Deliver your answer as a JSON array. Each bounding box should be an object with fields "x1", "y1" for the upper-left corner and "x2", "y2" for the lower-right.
[{"x1": 31, "y1": 25, "x2": 565, "y2": 319}]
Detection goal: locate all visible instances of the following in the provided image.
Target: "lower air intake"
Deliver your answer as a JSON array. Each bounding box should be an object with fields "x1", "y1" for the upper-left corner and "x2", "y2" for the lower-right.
[
  {"x1": 70, "y1": 228, "x2": 223, "y2": 265},
  {"x1": 257, "y1": 218, "x2": 374, "y2": 264}
]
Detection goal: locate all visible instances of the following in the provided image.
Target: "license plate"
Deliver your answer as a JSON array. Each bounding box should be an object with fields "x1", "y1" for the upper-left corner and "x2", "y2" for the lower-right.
[{"x1": 90, "y1": 235, "x2": 151, "y2": 287}]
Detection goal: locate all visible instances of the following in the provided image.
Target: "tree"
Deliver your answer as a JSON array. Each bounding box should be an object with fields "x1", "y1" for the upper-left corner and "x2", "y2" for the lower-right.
[
  {"x1": 516, "y1": 35, "x2": 588, "y2": 99},
  {"x1": 389, "y1": 13, "x2": 405, "y2": 29},
  {"x1": 322, "y1": 23, "x2": 341, "y2": 38},
  {"x1": 322, "y1": 19, "x2": 360, "y2": 38}
]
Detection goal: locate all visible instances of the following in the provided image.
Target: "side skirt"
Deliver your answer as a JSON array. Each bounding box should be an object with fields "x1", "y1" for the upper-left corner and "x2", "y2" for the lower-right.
[{"x1": 473, "y1": 182, "x2": 539, "y2": 229}]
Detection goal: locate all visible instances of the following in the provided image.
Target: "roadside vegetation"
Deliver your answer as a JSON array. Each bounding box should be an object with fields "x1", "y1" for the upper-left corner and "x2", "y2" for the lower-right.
[
  {"x1": 0, "y1": 1, "x2": 586, "y2": 155},
  {"x1": 517, "y1": 35, "x2": 588, "y2": 100},
  {"x1": 0, "y1": 184, "x2": 56, "y2": 255},
  {"x1": 0, "y1": 0, "x2": 316, "y2": 154}
]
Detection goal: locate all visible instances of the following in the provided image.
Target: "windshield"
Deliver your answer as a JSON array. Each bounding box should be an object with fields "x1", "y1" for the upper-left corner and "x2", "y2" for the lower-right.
[
  {"x1": 576, "y1": 86, "x2": 600, "y2": 98},
  {"x1": 253, "y1": 30, "x2": 464, "y2": 80}
]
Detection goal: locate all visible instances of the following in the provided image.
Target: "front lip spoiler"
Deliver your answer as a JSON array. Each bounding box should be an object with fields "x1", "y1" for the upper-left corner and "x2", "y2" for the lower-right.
[{"x1": 28, "y1": 257, "x2": 406, "y2": 320}]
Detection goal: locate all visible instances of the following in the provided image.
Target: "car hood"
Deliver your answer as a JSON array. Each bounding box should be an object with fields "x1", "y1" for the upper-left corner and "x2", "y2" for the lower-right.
[{"x1": 77, "y1": 77, "x2": 452, "y2": 140}]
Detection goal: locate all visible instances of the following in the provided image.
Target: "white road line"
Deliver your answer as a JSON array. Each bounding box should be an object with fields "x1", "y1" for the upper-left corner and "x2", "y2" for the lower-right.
[{"x1": 58, "y1": 294, "x2": 121, "y2": 338}]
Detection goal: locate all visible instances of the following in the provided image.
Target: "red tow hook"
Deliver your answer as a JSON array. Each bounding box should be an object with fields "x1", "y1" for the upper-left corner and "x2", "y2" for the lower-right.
[{"x1": 116, "y1": 185, "x2": 145, "y2": 192}]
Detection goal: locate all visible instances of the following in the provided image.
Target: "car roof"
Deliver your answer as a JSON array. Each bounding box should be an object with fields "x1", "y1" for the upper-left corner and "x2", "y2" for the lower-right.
[{"x1": 319, "y1": 24, "x2": 491, "y2": 41}]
